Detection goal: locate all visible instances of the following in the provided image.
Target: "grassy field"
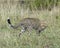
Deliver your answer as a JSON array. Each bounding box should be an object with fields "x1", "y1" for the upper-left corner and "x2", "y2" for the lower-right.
[{"x1": 0, "y1": 4, "x2": 60, "y2": 48}]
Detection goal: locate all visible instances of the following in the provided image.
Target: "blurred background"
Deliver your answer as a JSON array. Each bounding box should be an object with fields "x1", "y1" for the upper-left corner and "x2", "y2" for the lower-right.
[{"x1": 0, "y1": 0, "x2": 60, "y2": 48}]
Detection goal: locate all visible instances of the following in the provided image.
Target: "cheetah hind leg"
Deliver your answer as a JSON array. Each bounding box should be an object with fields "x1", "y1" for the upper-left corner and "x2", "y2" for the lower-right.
[{"x1": 19, "y1": 26, "x2": 27, "y2": 37}]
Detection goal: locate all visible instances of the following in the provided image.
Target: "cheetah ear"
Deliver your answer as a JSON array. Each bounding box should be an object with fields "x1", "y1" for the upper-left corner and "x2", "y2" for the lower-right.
[{"x1": 40, "y1": 20, "x2": 47, "y2": 28}]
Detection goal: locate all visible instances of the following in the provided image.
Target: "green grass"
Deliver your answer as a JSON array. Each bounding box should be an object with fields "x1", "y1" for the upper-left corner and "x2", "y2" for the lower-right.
[{"x1": 0, "y1": 6, "x2": 60, "y2": 48}]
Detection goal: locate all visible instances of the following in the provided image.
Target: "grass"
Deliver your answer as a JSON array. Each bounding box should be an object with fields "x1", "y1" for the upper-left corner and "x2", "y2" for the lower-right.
[{"x1": 0, "y1": 4, "x2": 60, "y2": 48}]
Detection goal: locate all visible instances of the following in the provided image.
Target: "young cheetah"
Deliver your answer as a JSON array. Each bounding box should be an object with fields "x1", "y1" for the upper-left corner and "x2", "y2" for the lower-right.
[{"x1": 7, "y1": 18, "x2": 47, "y2": 36}]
